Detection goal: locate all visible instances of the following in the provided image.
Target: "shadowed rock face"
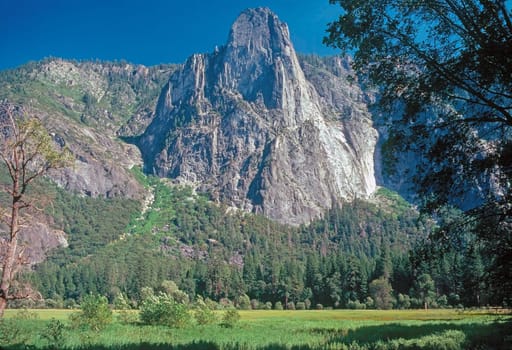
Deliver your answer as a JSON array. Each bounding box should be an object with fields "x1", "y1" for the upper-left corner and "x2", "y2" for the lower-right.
[
  {"x1": 0, "y1": 222, "x2": 68, "y2": 267},
  {"x1": 139, "y1": 8, "x2": 377, "y2": 225}
]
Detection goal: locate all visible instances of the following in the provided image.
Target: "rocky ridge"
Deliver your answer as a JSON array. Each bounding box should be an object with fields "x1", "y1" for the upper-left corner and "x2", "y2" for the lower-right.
[{"x1": 0, "y1": 58, "x2": 175, "y2": 199}]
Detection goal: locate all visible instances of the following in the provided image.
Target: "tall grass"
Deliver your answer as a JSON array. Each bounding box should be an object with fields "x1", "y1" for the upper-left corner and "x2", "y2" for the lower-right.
[{"x1": 1, "y1": 309, "x2": 510, "y2": 350}]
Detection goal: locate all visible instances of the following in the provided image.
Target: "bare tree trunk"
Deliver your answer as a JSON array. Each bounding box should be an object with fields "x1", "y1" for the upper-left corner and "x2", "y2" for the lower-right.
[{"x1": 0, "y1": 203, "x2": 19, "y2": 317}]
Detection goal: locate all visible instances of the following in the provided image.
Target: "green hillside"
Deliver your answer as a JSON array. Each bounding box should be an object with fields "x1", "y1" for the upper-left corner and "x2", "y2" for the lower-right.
[{"x1": 27, "y1": 169, "x2": 422, "y2": 308}]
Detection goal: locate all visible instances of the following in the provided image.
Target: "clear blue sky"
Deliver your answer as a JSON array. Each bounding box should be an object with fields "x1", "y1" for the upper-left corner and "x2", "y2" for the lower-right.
[{"x1": 0, "y1": 0, "x2": 341, "y2": 71}]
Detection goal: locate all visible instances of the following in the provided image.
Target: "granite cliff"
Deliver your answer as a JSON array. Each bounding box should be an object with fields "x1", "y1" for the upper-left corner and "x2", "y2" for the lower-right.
[{"x1": 139, "y1": 8, "x2": 378, "y2": 225}]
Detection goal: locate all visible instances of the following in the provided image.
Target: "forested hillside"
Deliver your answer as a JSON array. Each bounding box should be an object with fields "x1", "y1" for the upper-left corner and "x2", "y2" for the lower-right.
[{"x1": 7, "y1": 169, "x2": 489, "y2": 310}]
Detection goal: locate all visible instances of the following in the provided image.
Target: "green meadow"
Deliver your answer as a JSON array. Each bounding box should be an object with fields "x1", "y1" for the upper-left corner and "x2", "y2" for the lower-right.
[{"x1": 2, "y1": 309, "x2": 511, "y2": 349}]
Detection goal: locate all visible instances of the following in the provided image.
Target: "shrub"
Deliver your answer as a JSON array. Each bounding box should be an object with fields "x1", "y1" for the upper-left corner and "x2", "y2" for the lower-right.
[
  {"x1": 140, "y1": 286, "x2": 155, "y2": 301},
  {"x1": 274, "y1": 301, "x2": 284, "y2": 310},
  {"x1": 316, "y1": 304, "x2": 324, "y2": 310},
  {"x1": 237, "y1": 294, "x2": 251, "y2": 310},
  {"x1": 113, "y1": 293, "x2": 138, "y2": 324},
  {"x1": 219, "y1": 298, "x2": 233, "y2": 309},
  {"x1": 437, "y1": 295, "x2": 448, "y2": 308},
  {"x1": 369, "y1": 278, "x2": 393, "y2": 310},
  {"x1": 160, "y1": 280, "x2": 189, "y2": 304},
  {"x1": 263, "y1": 301, "x2": 273, "y2": 310},
  {"x1": 448, "y1": 293, "x2": 461, "y2": 307},
  {"x1": 250, "y1": 299, "x2": 259, "y2": 310},
  {"x1": 204, "y1": 297, "x2": 220, "y2": 310},
  {"x1": 397, "y1": 293, "x2": 411, "y2": 309},
  {"x1": 45, "y1": 298, "x2": 63, "y2": 309},
  {"x1": 194, "y1": 296, "x2": 217, "y2": 325},
  {"x1": 347, "y1": 300, "x2": 366, "y2": 310},
  {"x1": 0, "y1": 318, "x2": 29, "y2": 345},
  {"x1": 296, "y1": 302, "x2": 306, "y2": 310},
  {"x1": 64, "y1": 298, "x2": 79, "y2": 309},
  {"x1": 139, "y1": 292, "x2": 191, "y2": 328},
  {"x1": 220, "y1": 309, "x2": 240, "y2": 328},
  {"x1": 70, "y1": 294, "x2": 112, "y2": 331},
  {"x1": 287, "y1": 301, "x2": 296, "y2": 310},
  {"x1": 39, "y1": 318, "x2": 65, "y2": 350},
  {"x1": 365, "y1": 296, "x2": 375, "y2": 309}
]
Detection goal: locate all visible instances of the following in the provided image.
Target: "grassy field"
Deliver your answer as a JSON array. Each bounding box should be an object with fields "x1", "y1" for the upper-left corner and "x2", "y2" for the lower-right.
[{"x1": 1, "y1": 309, "x2": 511, "y2": 349}]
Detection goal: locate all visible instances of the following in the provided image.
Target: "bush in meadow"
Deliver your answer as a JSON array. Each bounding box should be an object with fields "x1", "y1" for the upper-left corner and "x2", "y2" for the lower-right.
[
  {"x1": 69, "y1": 294, "x2": 112, "y2": 331},
  {"x1": 347, "y1": 300, "x2": 366, "y2": 310},
  {"x1": 237, "y1": 294, "x2": 251, "y2": 310},
  {"x1": 396, "y1": 293, "x2": 411, "y2": 309},
  {"x1": 250, "y1": 299, "x2": 259, "y2": 310},
  {"x1": 219, "y1": 297, "x2": 234, "y2": 309},
  {"x1": 220, "y1": 309, "x2": 240, "y2": 328},
  {"x1": 113, "y1": 292, "x2": 137, "y2": 324},
  {"x1": 139, "y1": 292, "x2": 191, "y2": 328},
  {"x1": 39, "y1": 318, "x2": 66, "y2": 350},
  {"x1": 194, "y1": 296, "x2": 217, "y2": 325}
]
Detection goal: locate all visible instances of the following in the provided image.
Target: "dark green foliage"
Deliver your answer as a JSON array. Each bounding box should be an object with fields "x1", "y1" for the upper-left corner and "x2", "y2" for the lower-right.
[
  {"x1": 369, "y1": 278, "x2": 393, "y2": 310},
  {"x1": 325, "y1": 0, "x2": 512, "y2": 302},
  {"x1": 28, "y1": 177, "x2": 433, "y2": 308},
  {"x1": 22, "y1": 168, "x2": 497, "y2": 309},
  {"x1": 410, "y1": 274, "x2": 436, "y2": 310},
  {"x1": 409, "y1": 206, "x2": 495, "y2": 307},
  {"x1": 3, "y1": 163, "x2": 484, "y2": 310},
  {"x1": 48, "y1": 187, "x2": 140, "y2": 258}
]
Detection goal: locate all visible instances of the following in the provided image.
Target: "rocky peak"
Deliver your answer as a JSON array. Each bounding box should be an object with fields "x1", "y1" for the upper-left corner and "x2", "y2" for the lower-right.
[
  {"x1": 226, "y1": 7, "x2": 292, "y2": 61},
  {"x1": 218, "y1": 7, "x2": 309, "y2": 115},
  {"x1": 138, "y1": 8, "x2": 378, "y2": 226}
]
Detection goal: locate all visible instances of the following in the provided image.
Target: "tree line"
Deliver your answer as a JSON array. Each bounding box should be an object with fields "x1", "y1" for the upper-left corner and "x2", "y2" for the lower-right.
[{"x1": 23, "y1": 177, "x2": 501, "y2": 310}]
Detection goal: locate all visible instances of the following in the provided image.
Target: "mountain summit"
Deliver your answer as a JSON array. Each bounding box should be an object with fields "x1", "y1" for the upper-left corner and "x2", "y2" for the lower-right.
[{"x1": 139, "y1": 8, "x2": 377, "y2": 225}]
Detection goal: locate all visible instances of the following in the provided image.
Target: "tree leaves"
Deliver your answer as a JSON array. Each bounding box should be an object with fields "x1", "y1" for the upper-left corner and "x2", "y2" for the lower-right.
[{"x1": 325, "y1": 0, "x2": 512, "y2": 302}]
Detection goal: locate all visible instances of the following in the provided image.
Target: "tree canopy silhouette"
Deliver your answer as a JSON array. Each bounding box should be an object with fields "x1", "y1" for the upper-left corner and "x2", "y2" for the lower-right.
[{"x1": 324, "y1": 0, "x2": 512, "y2": 301}]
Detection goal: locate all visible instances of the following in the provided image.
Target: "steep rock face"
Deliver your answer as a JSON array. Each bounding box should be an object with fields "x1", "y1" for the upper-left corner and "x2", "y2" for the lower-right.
[
  {"x1": 18, "y1": 223, "x2": 68, "y2": 266},
  {"x1": 0, "y1": 217, "x2": 67, "y2": 266},
  {"x1": 139, "y1": 8, "x2": 377, "y2": 225},
  {"x1": 0, "y1": 59, "x2": 175, "y2": 200}
]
